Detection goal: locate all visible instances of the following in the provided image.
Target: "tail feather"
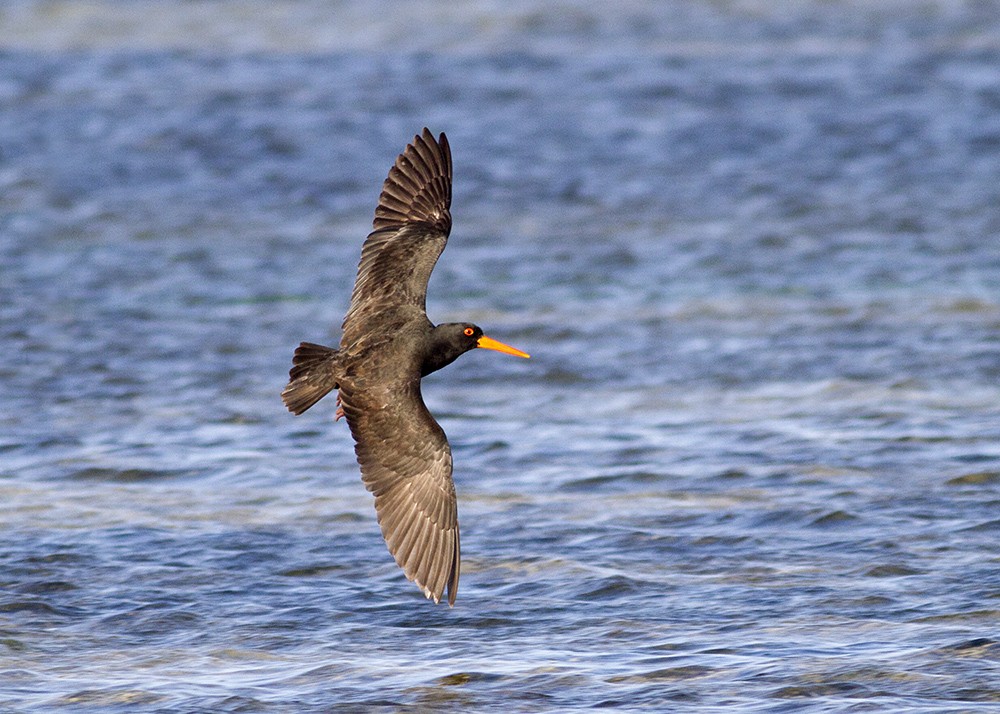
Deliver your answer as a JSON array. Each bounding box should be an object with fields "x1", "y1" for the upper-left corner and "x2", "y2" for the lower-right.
[{"x1": 281, "y1": 342, "x2": 340, "y2": 415}]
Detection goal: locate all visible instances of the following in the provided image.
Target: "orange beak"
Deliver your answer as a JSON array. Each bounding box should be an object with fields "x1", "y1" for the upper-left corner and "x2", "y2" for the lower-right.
[{"x1": 476, "y1": 334, "x2": 530, "y2": 359}]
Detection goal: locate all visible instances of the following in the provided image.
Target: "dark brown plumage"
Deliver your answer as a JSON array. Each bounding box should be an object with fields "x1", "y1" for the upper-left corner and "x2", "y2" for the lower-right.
[{"x1": 281, "y1": 129, "x2": 529, "y2": 606}]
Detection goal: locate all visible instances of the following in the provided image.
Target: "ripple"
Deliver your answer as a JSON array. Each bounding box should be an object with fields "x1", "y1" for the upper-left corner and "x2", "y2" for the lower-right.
[
  {"x1": 861, "y1": 564, "x2": 923, "y2": 577},
  {"x1": 58, "y1": 689, "x2": 166, "y2": 707},
  {"x1": 68, "y1": 467, "x2": 192, "y2": 482},
  {"x1": 435, "y1": 671, "x2": 507, "y2": 686},
  {"x1": 947, "y1": 471, "x2": 1000, "y2": 486},
  {"x1": 809, "y1": 510, "x2": 860, "y2": 527},
  {"x1": 607, "y1": 665, "x2": 717, "y2": 683}
]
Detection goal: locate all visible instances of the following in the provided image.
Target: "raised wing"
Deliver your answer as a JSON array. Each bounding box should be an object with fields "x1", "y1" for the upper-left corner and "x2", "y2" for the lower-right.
[
  {"x1": 338, "y1": 377, "x2": 460, "y2": 606},
  {"x1": 341, "y1": 129, "x2": 452, "y2": 347}
]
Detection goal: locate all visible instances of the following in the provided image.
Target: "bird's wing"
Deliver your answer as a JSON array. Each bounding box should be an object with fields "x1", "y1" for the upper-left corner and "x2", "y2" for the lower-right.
[
  {"x1": 341, "y1": 129, "x2": 452, "y2": 346},
  {"x1": 338, "y1": 377, "x2": 460, "y2": 606}
]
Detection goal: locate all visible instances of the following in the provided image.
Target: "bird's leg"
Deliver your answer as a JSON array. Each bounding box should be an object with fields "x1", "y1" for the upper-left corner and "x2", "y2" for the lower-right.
[{"x1": 335, "y1": 393, "x2": 345, "y2": 421}]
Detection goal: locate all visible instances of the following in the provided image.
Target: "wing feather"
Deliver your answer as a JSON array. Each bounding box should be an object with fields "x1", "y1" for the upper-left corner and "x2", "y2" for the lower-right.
[
  {"x1": 341, "y1": 129, "x2": 453, "y2": 346},
  {"x1": 339, "y1": 378, "x2": 460, "y2": 605}
]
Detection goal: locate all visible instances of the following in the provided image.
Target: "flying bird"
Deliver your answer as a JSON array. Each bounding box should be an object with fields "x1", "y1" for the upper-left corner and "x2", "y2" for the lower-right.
[{"x1": 281, "y1": 128, "x2": 529, "y2": 606}]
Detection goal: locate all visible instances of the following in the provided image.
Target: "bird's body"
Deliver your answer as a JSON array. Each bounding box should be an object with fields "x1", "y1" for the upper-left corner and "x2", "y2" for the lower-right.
[{"x1": 281, "y1": 129, "x2": 528, "y2": 606}]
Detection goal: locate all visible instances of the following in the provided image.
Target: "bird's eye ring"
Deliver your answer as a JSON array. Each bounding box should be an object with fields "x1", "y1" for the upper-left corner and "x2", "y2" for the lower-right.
[{"x1": 463, "y1": 327, "x2": 475, "y2": 337}]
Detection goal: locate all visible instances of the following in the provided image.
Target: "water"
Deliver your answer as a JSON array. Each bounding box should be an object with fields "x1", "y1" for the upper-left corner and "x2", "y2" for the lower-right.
[{"x1": 2, "y1": 1, "x2": 1000, "y2": 710}]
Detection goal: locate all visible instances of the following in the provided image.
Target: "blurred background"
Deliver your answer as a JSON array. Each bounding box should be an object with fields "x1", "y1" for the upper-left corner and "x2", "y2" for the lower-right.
[{"x1": 2, "y1": 1, "x2": 999, "y2": 711}]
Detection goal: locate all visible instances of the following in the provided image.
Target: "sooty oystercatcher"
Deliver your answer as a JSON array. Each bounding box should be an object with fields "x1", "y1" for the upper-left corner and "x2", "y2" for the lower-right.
[{"x1": 282, "y1": 129, "x2": 529, "y2": 606}]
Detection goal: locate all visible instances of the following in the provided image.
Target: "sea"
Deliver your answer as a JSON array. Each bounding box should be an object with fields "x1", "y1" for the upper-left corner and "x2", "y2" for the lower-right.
[{"x1": 1, "y1": 1, "x2": 999, "y2": 711}]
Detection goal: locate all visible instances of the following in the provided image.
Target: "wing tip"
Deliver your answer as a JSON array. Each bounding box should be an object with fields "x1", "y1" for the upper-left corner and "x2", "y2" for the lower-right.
[
  {"x1": 418, "y1": 127, "x2": 450, "y2": 161},
  {"x1": 386, "y1": 519, "x2": 460, "y2": 607},
  {"x1": 373, "y1": 128, "x2": 452, "y2": 234},
  {"x1": 447, "y1": 525, "x2": 460, "y2": 607},
  {"x1": 412, "y1": 529, "x2": 459, "y2": 607}
]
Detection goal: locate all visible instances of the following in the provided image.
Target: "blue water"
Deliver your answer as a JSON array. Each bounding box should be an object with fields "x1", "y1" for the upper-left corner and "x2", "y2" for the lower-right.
[{"x1": 2, "y1": 1, "x2": 1000, "y2": 711}]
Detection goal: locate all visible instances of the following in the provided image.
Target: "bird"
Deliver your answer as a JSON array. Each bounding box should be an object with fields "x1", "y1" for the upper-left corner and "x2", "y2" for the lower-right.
[{"x1": 281, "y1": 128, "x2": 529, "y2": 606}]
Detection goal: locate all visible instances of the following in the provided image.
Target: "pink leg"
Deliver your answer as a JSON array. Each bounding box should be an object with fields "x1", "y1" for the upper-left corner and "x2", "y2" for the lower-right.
[{"x1": 335, "y1": 393, "x2": 344, "y2": 421}]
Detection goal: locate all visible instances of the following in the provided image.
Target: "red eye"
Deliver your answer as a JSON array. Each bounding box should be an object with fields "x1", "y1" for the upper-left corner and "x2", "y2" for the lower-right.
[{"x1": 463, "y1": 327, "x2": 475, "y2": 337}]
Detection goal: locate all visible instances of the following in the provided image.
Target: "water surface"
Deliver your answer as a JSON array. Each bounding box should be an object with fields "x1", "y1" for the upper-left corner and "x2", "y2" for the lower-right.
[{"x1": 2, "y1": 1, "x2": 999, "y2": 711}]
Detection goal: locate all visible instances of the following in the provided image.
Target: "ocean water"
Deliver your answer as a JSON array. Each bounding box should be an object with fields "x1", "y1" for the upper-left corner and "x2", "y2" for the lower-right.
[{"x1": 2, "y1": 1, "x2": 1000, "y2": 711}]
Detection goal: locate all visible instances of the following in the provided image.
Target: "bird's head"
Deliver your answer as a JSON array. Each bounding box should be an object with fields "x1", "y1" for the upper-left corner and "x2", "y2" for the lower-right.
[{"x1": 423, "y1": 323, "x2": 530, "y2": 376}]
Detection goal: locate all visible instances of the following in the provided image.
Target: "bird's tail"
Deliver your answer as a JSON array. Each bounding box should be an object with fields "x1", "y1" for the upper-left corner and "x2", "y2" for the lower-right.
[{"x1": 281, "y1": 342, "x2": 340, "y2": 415}]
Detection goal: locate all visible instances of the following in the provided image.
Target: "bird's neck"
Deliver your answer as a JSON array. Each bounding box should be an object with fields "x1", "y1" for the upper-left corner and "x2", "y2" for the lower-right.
[{"x1": 421, "y1": 327, "x2": 468, "y2": 377}]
